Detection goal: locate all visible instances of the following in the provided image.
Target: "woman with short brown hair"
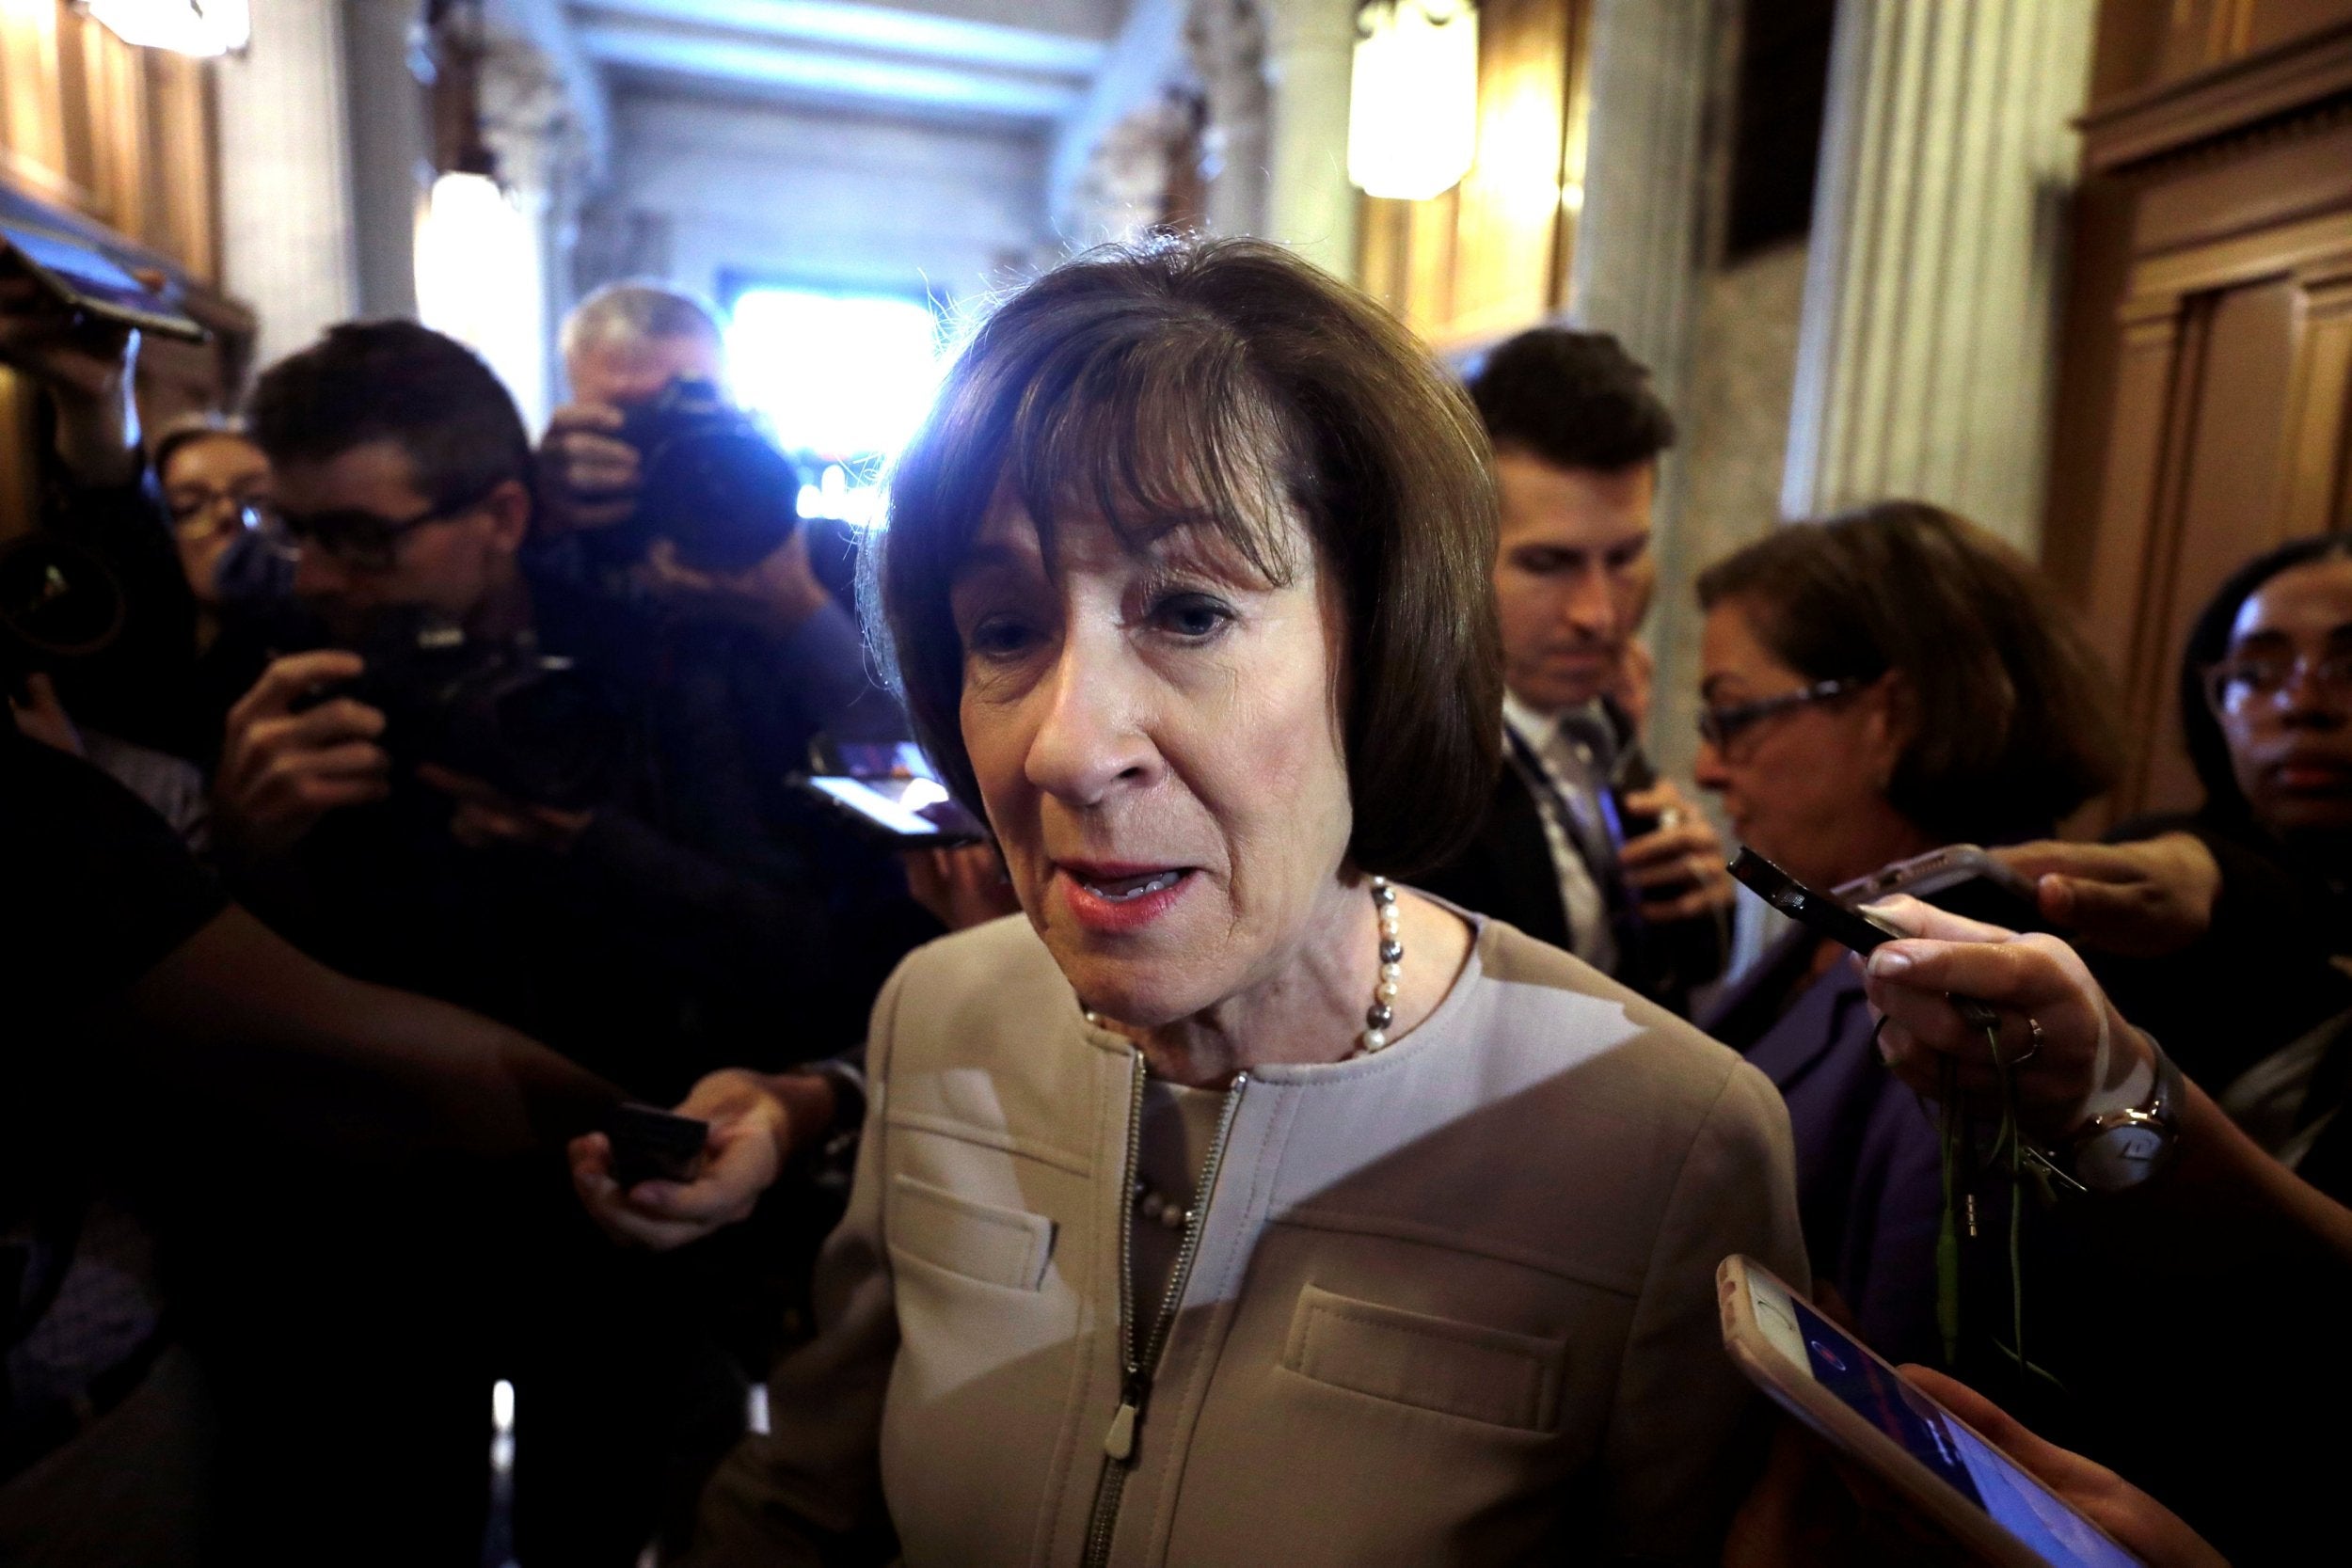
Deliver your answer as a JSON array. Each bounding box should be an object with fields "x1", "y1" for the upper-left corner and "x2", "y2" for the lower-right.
[
  {"x1": 592, "y1": 238, "x2": 1805, "y2": 1565},
  {"x1": 1693, "y1": 500, "x2": 2119, "y2": 1373}
]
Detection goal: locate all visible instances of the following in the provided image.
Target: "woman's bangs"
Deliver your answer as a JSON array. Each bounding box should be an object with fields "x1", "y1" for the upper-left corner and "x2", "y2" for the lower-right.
[{"x1": 1000, "y1": 341, "x2": 1303, "y2": 584}]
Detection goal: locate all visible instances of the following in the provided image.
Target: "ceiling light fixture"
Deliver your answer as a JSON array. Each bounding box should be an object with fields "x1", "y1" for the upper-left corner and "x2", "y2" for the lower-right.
[
  {"x1": 1346, "y1": 0, "x2": 1480, "y2": 202},
  {"x1": 80, "y1": 0, "x2": 249, "y2": 57}
]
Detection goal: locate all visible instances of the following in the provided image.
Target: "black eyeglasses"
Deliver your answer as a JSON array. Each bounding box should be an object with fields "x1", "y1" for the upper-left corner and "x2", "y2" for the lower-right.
[
  {"x1": 1696, "y1": 678, "x2": 1862, "y2": 751},
  {"x1": 262, "y1": 485, "x2": 497, "y2": 574}
]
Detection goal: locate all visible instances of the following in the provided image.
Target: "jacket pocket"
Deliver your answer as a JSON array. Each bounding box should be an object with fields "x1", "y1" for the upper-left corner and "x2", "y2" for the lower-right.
[
  {"x1": 888, "y1": 1173, "x2": 1057, "y2": 1291},
  {"x1": 1281, "y1": 1284, "x2": 1565, "y2": 1432}
]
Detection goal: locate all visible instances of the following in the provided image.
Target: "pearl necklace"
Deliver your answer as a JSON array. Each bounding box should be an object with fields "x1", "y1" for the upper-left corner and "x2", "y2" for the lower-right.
[{"x1": 1127, "y1": 877, "x2": 1403, "y2": 1230}]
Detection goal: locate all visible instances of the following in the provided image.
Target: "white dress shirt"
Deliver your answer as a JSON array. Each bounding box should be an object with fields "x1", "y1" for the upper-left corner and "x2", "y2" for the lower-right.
[{"x1": 1502, "y1": 689, "x2": 1617, "y2": 973}]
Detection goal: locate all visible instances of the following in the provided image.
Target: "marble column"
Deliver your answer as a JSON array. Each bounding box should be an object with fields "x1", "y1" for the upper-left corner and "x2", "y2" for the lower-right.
[
  {"x1": 342, "y1": 0, "x2": 433, "y2": 322},
  {"x1": 1571, "y1": 0, "x2": 1717, "y2": 416},
  {"x1": 214, "y1": 0, "x2": 359, "y2": 370},
  {"x1": 1260, "y1": 0, "x2": 1358, "y2": 280},
  {"x1": 1781, "y1": 0, "x2": 2097, "y2": 549}
]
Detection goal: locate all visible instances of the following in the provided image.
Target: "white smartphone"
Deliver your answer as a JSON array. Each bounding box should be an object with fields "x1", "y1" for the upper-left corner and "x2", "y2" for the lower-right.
[{"x1": 1718, "y1": 1256, "x2": 2144, "y2": 1568}]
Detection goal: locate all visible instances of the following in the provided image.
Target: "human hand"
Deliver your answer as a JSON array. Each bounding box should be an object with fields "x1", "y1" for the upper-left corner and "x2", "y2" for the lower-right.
[
  {"x1": 1618, "y1": 781, "x2": 1737, "y2": 925},
  {"x1": 1857, "y1": 895, "x2": 2155, "y2": 1140},
  {"x1": 416, "y1": 763, "x2": 593, "y2": 855},
  {"x1": 215, "y1": 650, "x2": 390, "y2": 856},
  {"x1": 1897, "y1": 1366, "x2": 2226, "y2": 1568},
  {"x1": 8, "y1": 672, "x2": 83, "y2": 755},
  {"x1": 0, "y1": 271, "x2": 141, "y2": 483},
  {"x1": 1724, "y1": 1370, "x2": 2223, "y2": 1568},
  {"x1": 639, "y1": 528, "x2": 830, "y2": 639},
  {"x1": 568, "y1": 1068, "x2": 798, "y2": 1250},
  {"x1": 536, "y1": 402, "x2": 641, "y2": 535},
  {"x1": 905, "y1": 842, "x2": 1020, "y2": 931},
  {"x1": 1993, "y1": 833, "x2": 2221, "y2": 958}
]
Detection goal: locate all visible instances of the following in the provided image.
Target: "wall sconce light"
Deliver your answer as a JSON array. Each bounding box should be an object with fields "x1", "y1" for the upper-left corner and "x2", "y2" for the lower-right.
[
  {"x1": 1346, "y1": 0, "x2": 1479, "y2": 201},
  {"x1": 79, "y1": 0, "x2": 249, "y2": 56}
]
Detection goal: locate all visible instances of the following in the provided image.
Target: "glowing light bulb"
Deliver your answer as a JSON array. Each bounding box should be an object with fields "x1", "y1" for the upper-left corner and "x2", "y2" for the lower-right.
[{"x1": 1346, "y1": 0, "x2": 1480, "y2": 201}]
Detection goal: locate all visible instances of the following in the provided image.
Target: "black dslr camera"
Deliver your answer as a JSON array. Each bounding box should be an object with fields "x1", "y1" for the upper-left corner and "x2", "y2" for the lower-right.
[
  {"x1": 612, "y1": 377, "x2": 802, "y2": 574},
  {"x1": 329, "y1": 610, "x2": 622, "y2": 810}
]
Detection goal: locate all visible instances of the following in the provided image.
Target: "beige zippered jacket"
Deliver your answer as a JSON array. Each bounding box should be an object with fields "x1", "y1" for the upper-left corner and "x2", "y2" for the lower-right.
[{"x1": 685, "y1": 910, "x2": 1809, "y2": 1567}]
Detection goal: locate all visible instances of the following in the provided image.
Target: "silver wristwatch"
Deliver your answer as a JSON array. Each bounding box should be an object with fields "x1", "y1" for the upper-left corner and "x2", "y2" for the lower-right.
[{"x1": 2063, "y1": 1038, "x2": 2183, "y2": 1194}]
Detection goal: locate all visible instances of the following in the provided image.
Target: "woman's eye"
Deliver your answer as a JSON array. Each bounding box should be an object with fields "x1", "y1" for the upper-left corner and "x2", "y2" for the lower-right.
[
  {"x1": 1153, "y1": 594, "x2": 1234, "y2": 640},
  {"x1": 965, "y1": 617, "x2": 1039, "y2": 659}
]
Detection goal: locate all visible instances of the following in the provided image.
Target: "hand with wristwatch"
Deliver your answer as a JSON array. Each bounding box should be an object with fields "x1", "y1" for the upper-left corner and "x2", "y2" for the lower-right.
[{"x1": 1853, "y1": 894, "x2": 2180, "y2": 1194}]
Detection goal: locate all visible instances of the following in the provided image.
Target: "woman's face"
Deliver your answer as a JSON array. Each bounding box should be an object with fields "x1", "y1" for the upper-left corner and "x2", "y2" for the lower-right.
[
  {"x1": 950, "y1": 499, "x2": 1358, "y2": 1029},
  {"x1": 1692, "y1": 597, "x2": 1919, "y2": 890},
  {"x1": 2217, "y1": 556, "x2": 2352, "y2": 842},
  {"x1": 161, "y1": 434, "x2": 271, "y2": 608}
]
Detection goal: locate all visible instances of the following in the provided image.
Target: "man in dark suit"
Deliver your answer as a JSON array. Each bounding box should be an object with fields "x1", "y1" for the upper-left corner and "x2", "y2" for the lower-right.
[{"x1": 1419, "y1": 329, "x2": 1735, "y2": 1013}]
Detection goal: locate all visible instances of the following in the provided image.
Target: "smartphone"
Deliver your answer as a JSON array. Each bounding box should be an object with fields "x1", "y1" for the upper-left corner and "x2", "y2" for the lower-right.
[
  {"x1": 1, "y1": 222, "x2": 209, "y2": 342},
  {"x1": 1730, "y1": 847, "x2": 1907, "y2": 954},
  {"x1": 811, "y1": 738, "x2": 936, "y2": 781},
  {"x1": 794, "y1": 772, "x2": 987, "y2": 849},
  {"x1": 1836, "y1": 845, "x2": 2045, "y2": 933},
  {"x1": 1719, "y1": 1257, "x2": 2143, "y2": 1568},
  {"x1": 603, "y1": 1102, "x2": 710, "y2": 1189},
  {"x1": 1729, "y1": 848, "x2": 1997, "y2": 1028}
]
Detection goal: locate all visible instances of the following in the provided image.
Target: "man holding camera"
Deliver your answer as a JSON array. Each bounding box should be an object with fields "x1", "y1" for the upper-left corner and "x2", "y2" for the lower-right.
[
  {"x1": 207, "y1": 320, "x2": 906, "y2": 1564},
  {"x1": 215, "y1": 319, "x2": 913, "y2": 1089}
]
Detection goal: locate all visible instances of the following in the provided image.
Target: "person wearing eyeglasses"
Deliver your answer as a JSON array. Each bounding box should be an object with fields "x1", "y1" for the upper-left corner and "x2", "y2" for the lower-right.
[
  {"x1": 1689, "y1": 501, "x2": 2122, "y2": 1375},
  {"x1": 202, "y1": 321, "x2": 921, "y2": 1564},
  {"x1": 1993, "y1": 536, "x2": 2352, "y2": 1208},
  {"x1": 1415, "y1": 328, "x2": 1736, "y2": 1016}
]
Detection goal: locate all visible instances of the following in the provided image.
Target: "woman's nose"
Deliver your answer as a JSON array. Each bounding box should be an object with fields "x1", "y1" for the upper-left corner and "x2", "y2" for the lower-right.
[
  {"x1": 1022, "y1": 640, "x2": 1158, "y2": 803},
  {"x1": 1692, "y1": 737, "x2": 1730, "y2": 791}
]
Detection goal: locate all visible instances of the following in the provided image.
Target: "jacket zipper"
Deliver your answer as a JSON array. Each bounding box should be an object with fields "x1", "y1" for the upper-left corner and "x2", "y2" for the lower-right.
[{"x1": 1080, "y1": 1055, "x2": 1249, "y2": 1568}]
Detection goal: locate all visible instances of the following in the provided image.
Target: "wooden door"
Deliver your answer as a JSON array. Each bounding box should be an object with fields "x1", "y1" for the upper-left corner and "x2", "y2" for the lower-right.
[{"x1": 2045, "y1": 2, "x2": 2352, "y2": 817}]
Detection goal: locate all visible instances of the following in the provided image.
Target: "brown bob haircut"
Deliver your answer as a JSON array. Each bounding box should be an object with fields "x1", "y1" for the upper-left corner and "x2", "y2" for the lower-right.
[
  {"x1": 1695, "y1": 500, "x2": 2120, "y2": 844},
  {"x1": 870, "y1": 237, "x2": 1502, "y2": 879}
]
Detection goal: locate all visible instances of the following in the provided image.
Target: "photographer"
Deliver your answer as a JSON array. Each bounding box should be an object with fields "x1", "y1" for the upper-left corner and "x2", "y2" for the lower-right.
[
  {"x1": 216, "y1": 319, "x2": 910, "y2": 1090},
  {"x1": 541, "y1": 281, "x2": 867, "y2": 628},
  {"x1": 206, "y1": 321, "x2": 907, "y2": 1563}
]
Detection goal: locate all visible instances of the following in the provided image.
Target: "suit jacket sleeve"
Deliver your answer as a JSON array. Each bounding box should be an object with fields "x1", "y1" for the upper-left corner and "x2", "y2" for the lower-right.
[
  {"x1": 1601, "y1": 1057, "x2": 1809, "y2": 1563},
  {"x1": 682, "y1": 960, "x2": 911, "y2": 1567}
]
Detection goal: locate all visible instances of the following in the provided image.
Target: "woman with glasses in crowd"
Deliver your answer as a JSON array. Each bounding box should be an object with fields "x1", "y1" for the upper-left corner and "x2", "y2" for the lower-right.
[
  {"x1": 1998, "y1": 537, "x2": 2352, "y2": 1203},
  {"x1": 1688, "y1": 502, "x2": 2120, "y2": 1374},
  {"x1": 579, "y1": 237, "x2": 1807, "y2": 1566}
]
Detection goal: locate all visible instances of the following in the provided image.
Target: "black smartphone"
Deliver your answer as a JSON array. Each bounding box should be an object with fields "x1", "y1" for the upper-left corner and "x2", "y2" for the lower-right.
[
  {"x1": 793, "y1": 772, "x2": 987, "y2": 849},
  {"x1": 604, "y1": 1102, "x2": 710, "y2": 1189},
  {"x1": 1728, "y1": 848, "x2": 1998, "y2": 1028},
  {"x1": 1, "y1": 222, "x2": 209, "y2": 342}
]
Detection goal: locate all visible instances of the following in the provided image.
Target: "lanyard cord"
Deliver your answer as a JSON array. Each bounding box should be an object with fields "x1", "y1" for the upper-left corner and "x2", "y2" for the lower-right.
[{"x1": 1925, "y1": 1021, "x2": 2066, "y2": 1391}]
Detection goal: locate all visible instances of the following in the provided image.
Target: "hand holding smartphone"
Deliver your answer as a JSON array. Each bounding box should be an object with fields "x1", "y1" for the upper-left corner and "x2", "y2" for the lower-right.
[
  {"x1": 1728, "y1": 848, "x2": 2000, "y2": 1030},
  {"x1": 1720, "y1": 1257, "x2": 2145, "y2": 1568},
  {"x1": 602, "y1": 1102, "x2": 710, "y2": 1189}
]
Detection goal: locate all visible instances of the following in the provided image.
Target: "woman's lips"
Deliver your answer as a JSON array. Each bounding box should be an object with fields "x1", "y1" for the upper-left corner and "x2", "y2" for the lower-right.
[
  {"x1": 1054, "y1": 862, "x2": 1197, "y2": 933},
  {"x1": 2270, "y1": 758, "x2": 2352, "y2": 793}
]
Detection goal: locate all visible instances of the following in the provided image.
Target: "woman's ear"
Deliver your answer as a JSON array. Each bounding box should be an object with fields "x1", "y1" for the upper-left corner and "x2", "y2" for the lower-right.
[
  {"x1": 1861, "y1": 670, "x2": 1916, "y2": 792},
  {"x1": 485, "y1": 478, "x2": 533, "y2": 556}
]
